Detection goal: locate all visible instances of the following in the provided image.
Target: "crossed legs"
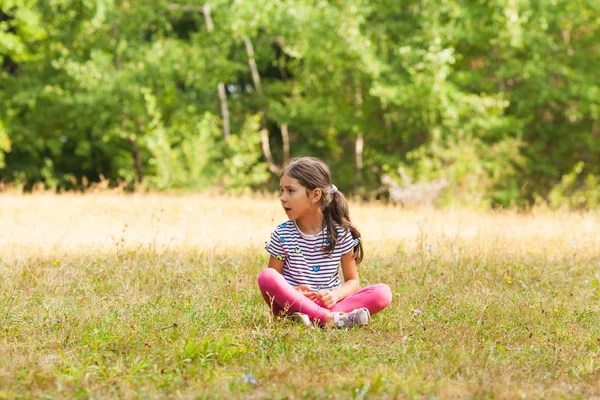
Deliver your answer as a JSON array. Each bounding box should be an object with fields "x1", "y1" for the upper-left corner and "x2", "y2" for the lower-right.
[{"x1": 257, "y1": 268, "x2": 392, "y2": 325}]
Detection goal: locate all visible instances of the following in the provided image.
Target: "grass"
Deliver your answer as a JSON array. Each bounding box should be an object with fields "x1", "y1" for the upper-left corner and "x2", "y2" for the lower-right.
[{"x1": 1, "y1": 192, "x2": 599, "y2": 399}]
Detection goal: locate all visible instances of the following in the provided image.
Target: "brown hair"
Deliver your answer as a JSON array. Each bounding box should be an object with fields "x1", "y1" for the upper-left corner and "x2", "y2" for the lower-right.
[{"x1": 281, "y1": 157, "x2": 363, "y2": 265}]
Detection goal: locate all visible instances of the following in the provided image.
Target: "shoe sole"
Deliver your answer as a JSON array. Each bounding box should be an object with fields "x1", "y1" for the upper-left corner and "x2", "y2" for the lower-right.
[{"x1": 358, "y1": 308, "x2": 370, "y2": 326}]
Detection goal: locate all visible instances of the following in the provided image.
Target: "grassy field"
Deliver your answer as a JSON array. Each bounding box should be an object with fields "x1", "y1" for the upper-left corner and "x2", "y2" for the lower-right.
[{"x1": 1, "y1": 192, "x2": 599, "y2": 399}]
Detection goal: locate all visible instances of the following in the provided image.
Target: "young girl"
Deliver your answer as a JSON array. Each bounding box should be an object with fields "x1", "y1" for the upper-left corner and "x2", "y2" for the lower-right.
[{"x1": 258, "y1": 157, "x2": 392, "y2": 328}]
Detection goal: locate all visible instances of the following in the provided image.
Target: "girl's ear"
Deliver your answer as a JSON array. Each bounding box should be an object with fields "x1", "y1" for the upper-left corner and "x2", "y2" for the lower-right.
[{"x1": 311, "y1": 188, "x2": 322, "y2": 203}]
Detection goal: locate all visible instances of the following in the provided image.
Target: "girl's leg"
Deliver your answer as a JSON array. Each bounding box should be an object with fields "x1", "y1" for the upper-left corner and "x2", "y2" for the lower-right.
[
  {"x1": 329, "y1": 284, "x2": 392, "y2": 316},
  {"x1": 257, "y1": 268, "x2": 330, "y2": 324}
]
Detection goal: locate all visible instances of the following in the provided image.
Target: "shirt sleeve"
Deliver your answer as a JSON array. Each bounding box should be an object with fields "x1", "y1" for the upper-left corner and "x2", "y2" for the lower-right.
[
  {"x1": 338, "y1": 229, "x2": 361, "y2": 256},
  {"x1": 265, "y1": 229, "x2": 288, "y2": 261}
]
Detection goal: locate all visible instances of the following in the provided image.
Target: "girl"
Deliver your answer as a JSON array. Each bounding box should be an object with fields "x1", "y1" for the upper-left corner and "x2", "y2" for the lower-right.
[{"x1": 258, "y1": 157, "x2": 392, "y2": 328}]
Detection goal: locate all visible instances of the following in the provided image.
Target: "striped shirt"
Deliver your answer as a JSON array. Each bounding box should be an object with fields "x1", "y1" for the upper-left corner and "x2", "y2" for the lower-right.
[{"x1": 265, "y1": 220, "x2": 360, "y2": 291}]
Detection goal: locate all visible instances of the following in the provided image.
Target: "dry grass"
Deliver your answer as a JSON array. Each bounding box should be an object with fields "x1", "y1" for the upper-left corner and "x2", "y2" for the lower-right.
[{"x1": 1, "y1": 192, "x2": 599, "y2": 399}]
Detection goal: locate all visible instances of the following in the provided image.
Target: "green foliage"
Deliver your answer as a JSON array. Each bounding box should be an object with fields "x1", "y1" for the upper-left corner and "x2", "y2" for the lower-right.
[
  {"x1": 406, "y1": 133, "x2": 526, "y2": 208},
  {"x1": 0, "y1": 0, "x2": 598, "y2": 207},
  {"x1": 546, "y1": 162, "x2": 599, "y2": 209},
  {"x1": 0, "y1": 119, "x2": 9, "y2": 168},
  {"x1": 222, "y1": 115, "x2": 270, "y2": 191},
  {"x1": 145, "y1": 112, "x2": 269, "y2": 192}
]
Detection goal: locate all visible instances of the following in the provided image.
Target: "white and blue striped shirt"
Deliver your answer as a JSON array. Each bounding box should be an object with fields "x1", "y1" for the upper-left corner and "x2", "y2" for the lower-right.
[{"x1": 265, "y1": 220, "x2": 360, "y2": 291}]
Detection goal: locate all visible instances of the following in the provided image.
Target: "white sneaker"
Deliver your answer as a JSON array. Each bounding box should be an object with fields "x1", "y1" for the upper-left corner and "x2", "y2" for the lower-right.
[
  {"x1": 333, "y1": 308, "x2": 370, "y2": 328},
  {"x1": 288, "y1": 312, "x2": 311, "y2": 327}
]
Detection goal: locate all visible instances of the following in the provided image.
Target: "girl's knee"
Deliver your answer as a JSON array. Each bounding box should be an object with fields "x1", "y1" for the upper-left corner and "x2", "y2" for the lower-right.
[
  {"x1": 375, "y1": 284, "x2": 392, "y2": 309},
  {"x1": 257, "y1": 268, "x2": 279, "y2": 288}
]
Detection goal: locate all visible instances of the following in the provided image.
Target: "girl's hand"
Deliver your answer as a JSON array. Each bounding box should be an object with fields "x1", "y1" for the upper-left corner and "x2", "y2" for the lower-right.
[
  {"x1": 295, "y1": 285, "x2": 318, "y2": 300},
  {"x1": 318, "y1": 290, "x2": 339, "y2": 309}
]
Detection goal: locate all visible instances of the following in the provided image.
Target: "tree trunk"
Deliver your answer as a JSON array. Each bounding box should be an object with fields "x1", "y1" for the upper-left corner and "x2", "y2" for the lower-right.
[
  {"x1": 217, "y1": 83, "x2": 230, "y2": 138},
  {"x1": 196, "y1": 4, "x2": 228, "y2": 139},
  {"x1": 244, "y1": 35, "x2": 290, "y2": 174},
  {"x1": 354, "y1": 88, "x2": 364, "y2": 192},
  {"x1": 127, "y1": 138, "x2": 144, "y2": 183},
  {"x1": 244, "y1": 36, "x2": 262, "y2": 94},
  {"x1": 261, "y1": 129, "x2": 281, "y2": 175},
  {"x1": 201, "y1": 4, "x2": 214, "y2": 32},
  {"x1": 245, "y1": 37, "x2": 282, "y2": 173},
  {"x1": 281, "y1": 123, "x2": 290, "y2": 165},
  {"x1": 354, "y1": 132, "x2": 363, "y2": 192}
]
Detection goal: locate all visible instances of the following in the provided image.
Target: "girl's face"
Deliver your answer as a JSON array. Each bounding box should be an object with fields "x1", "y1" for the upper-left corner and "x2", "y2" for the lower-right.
[{"x1": 279, "y1": 174, "x2": 320, "y2": 220}]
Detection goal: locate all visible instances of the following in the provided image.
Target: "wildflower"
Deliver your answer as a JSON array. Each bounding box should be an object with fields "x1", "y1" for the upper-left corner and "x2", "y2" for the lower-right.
[
  {"x1": 476, "y1": 280, "x2": 482, "y2": 285},
  {"x1": 572, "y1": 240, "x2": 577, "y2": 249},
  {"x1": 185, "y1": 302, "x2": 190, "y2": 307},
  {"x1": 165, "y1": 261, "x2": 172, "y2": 267},
  {"x1": 438, "y1": 265, "x2": 443, "y2": 270},
  {"x1": 413, "y1": 309, "x2": 423, "y2": 315},
  {"x1": 52, "y1": 260, "x2": 60, "y2": 266},
  {"x1": 427, "y1": 245, "x2": 432, "y2": 251},
  {"x1": 521, "y1": 283, "x2": 529, "y2": 289},
  {"x1": 243, "y1": 373, "x2": 257, "y2": 385},
  {"x1": 504, "y1": 275, "x2": 512, "y2": 284}
]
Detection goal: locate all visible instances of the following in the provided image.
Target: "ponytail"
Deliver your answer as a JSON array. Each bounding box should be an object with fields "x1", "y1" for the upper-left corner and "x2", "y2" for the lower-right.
[{"x1": 323, "y1": 190, "x2": 364, "y2": 265}]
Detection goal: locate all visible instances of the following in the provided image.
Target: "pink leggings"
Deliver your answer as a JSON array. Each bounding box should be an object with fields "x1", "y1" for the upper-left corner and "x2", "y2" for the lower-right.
[{"x1": 257, "y1": 268, "x2": 392, "y2": 325}]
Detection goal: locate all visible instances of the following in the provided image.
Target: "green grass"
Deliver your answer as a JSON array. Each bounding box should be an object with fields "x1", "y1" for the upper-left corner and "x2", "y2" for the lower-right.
[{"x1": 0, "y1": 194, "x2": 599, "y2": 398}]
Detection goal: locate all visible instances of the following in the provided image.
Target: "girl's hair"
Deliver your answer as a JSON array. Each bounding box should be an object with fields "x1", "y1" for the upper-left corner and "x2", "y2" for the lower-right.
[{"x1": 281, "y1": 157, "x2": 363, "y2": 265}]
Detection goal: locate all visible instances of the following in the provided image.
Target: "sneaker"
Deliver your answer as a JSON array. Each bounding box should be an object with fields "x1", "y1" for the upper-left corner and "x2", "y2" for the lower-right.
[
  {"x1": 288, "y1": 312, "x2": 311, "y2": 327},
  {"x1": 333, "y1": 308, "x2": 370, "y2": 328}
]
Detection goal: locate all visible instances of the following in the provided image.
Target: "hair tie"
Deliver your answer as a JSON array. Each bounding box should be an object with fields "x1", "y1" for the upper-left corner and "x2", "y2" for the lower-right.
[{"x1": 331, "y1": 184, "x2": 338, "y2": 194}]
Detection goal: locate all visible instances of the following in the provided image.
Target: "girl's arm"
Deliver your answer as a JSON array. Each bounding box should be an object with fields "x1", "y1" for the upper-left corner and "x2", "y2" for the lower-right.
[
  {"x1": 267, "y1": 255, "x2": 284, "y2": 274},
  {"x1": 321, "y1": 249, "x2": 360, "y2": 308}
]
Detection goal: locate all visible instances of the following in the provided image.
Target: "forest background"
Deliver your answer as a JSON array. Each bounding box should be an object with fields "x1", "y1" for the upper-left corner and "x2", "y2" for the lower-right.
[{"x1": 1, "y1": 0, "x2": 599, "y2": 209}]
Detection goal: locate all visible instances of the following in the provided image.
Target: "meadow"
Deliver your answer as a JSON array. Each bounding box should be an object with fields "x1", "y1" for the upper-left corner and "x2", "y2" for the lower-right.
[{"x1": 0, "y1": 192, "x2": 599, "y2": 399}]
